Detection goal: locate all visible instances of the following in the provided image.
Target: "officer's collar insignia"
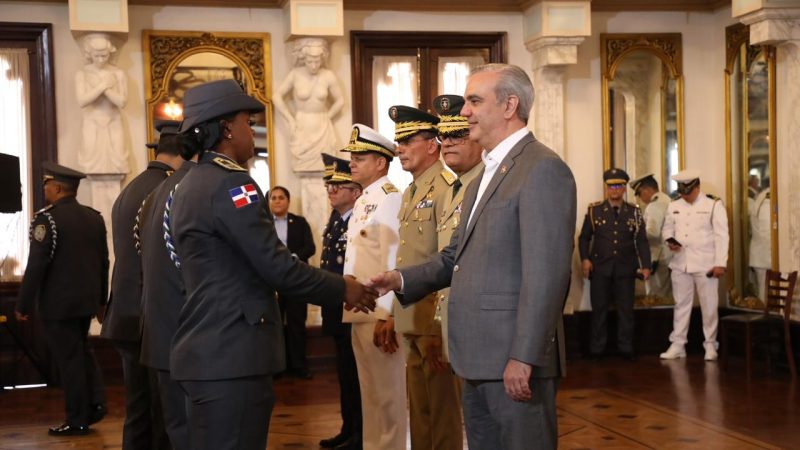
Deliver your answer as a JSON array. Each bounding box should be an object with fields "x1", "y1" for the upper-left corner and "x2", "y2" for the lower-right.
[
  {"x1": 440, "y1": 170, "x2": 456, "y2": 186},
  {"x1": 212, "y1": 156, "x2": 247, "y2": 172}
]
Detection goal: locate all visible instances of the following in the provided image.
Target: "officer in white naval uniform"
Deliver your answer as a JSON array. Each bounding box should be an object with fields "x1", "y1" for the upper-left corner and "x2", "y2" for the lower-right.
[
  {"x1": 660, "y1": 170, "x2": 729, "y2": 362},
  {"x1": 341, "y1": 123, "x2": 407, "y2": 450},
  {"x1": 749, "y1": 186, "x2": 771, "y2": 302},
  {"x1": 630, "y1": 174, "x2": 672, "y2": 299}
]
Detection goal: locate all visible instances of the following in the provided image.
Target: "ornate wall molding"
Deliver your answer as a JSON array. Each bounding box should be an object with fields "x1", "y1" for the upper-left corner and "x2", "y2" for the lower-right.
[{"x1": 602, "y1": 33, "x2": 682, "y2": 79}]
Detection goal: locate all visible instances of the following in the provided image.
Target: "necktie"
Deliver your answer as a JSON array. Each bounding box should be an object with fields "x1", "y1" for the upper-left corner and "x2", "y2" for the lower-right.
[
  {"x1": 613, "y1": 206, "x2": 620, "y2": 217},
  {"x1": 452, "y1": 179, "x2": 462, "y2": 198},
  {"x1": 409, "y1": 182, "x2": 417, "y2": 199}
]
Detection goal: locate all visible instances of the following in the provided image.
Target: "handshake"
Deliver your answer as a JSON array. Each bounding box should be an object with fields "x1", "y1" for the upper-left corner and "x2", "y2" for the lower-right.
[{"x1": 340, "y1": 271, "x2": 404, "y2": 313}]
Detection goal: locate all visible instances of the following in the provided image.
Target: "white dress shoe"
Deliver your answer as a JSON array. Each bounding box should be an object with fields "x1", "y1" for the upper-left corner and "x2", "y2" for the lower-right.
[{"x1": 659, "y1": 344, "x2": 686, "y2": 359}]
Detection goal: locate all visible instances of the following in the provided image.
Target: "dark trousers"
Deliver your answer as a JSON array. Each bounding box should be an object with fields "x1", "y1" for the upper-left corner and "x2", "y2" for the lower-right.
[
  {"x1": 589, "y1": 271, "x2": 635, "y2": 354},
  {"x1": 278, "y1": 297, "x2": 308, "y2": 371},
  {"x1": 114, "y1": 341, "x2": 169, "y2": 449},
  {"x1": 156, "y1": 370, "x2": 190, "y2": 450},
  {"x1": 42, "y1": 317, "x2": 105, "y2": 426},
  {"x1": 333, "y1": 332, "x2": 362, "y2": 438},
  {"x1": 180, "y1": 375, "x2": 275, "y2": 450},
  {"x1": 462, "y1": 377, "x2": 558, "y2": 450}
]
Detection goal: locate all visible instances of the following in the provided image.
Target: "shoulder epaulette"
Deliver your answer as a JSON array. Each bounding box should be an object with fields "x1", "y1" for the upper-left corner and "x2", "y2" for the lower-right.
[
  {"x1": 212, "y1": 157, "x2": 247, "y2": 172},
  {"x1": 382, "y1": 183, "x2": 399, "y2": 194},
  {"x1": 627, "y1": 201, "x2": 640, "y2": 209},
  {"x1": 588, "y1": 201, "x2": 603, "y2": 210},
  {"x1": 706, "y1": 194, "x2": 720, "y2": 201},
  {"x1": 33, "y1": 204, "x2": 53, "y2": 216},
  {"x1": 440, "y1": 170, "x2": 456, "y2": 186}
]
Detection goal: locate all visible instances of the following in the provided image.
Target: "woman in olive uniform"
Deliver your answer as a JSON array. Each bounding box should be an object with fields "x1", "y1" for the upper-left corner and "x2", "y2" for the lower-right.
[{"x1": 166, "y1": 79, "x2": 375, "y2": 450}]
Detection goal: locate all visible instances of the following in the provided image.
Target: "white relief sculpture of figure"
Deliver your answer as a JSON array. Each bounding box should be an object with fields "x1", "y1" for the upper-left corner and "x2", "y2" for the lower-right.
[
  {"x1": 274, "y1": 38, "x2": 344, "y2": 172},
  {"x1": 75, "y1": 33, "x2": 129, "y2": 174}
]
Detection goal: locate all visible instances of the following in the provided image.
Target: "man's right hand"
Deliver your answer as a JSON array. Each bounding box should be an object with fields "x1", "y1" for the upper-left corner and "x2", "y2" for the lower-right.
[
  {"x1": 581, "y1": 260, "x2": 592, "y2": 279},
  {"x1": 368, "y1": 270, "x2": 402, "y2": 296},
  {"x1": 343, "y1": 275, "x2": 377, "y2": 313}
]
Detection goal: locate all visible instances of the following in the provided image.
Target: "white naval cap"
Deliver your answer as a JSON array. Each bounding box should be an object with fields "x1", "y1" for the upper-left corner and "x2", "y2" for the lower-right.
[
  {"x1": 671, "y1": 169, "x2": 701, "y2": 183},
  {"x1": 342, "y1": 123, "x2": 396, "y2": 159}
]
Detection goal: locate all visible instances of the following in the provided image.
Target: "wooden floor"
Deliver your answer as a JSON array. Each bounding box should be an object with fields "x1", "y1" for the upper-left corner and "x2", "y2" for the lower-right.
[{"x1": 0, "y1": 355, "x2": 797, "y2": 449}]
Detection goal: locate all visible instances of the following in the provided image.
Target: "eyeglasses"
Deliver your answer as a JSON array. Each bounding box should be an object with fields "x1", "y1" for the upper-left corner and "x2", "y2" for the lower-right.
[{"x1": 326, "y1": 184, "x2": 359, "y2": 193}]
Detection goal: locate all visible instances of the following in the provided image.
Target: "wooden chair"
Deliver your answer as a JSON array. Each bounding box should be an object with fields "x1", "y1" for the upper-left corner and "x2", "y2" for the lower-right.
[{"x1": 721, "y1": 270, "x2": 797, "y2": 380}]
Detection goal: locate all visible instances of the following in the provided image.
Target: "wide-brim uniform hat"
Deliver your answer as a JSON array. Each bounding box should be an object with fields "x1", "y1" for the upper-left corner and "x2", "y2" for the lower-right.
[
  {"x1": 321, "y1": 153, "x2": 353, "y2": 183},
  {"x1": 42, "y1": 161, "x2": 86, "y2": 188},
  {"x1": 146, "y1": 119, "x2": 181, "y2": 149},
  {"x1": 603, "y1": 168, "x2": 630, "y2": 185},
  {"x1": 388, "y1": 105, "x2": 439, "y2": 142},
  {"x1": 178, "y1": 79, "x2": 265, "y2": 133},
  {"x1": 672, "y1": 169, "x2": 701, "y2": 195},
  {"x1": 433, "y1": 95, "x2": 469, "y2": 138},
  {"x1": 341, "y1": 124, "x2": 396, "y2": 159},
  {"x1": 630, "y1": 173, "x2": 656, "y2": 194}
]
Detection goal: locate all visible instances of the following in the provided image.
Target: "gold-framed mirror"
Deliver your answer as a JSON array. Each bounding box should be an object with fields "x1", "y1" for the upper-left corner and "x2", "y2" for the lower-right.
[
  {"x1": 601, "y1": 33, "x2": 684, "y2": 308},
  {"x1": 143, "y1": 30, "x2": 274, "y2": 189},
  {"x1": 724, "y1": 23, "x2": 777, "y2": 310}
]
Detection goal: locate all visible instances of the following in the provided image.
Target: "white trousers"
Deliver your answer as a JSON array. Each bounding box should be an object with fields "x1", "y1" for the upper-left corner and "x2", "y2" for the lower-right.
[
  {"x1": 669, "y1": 270, "x2": 719, "y2": 349},
  {"x1": 351, "y1": 322, "x2": 408, "y2": 450}
]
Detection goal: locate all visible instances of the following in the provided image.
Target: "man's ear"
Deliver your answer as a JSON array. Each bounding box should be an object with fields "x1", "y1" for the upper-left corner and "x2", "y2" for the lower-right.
[{"x1": 503, "y1": 95, "x2": 520, "y2": 120}]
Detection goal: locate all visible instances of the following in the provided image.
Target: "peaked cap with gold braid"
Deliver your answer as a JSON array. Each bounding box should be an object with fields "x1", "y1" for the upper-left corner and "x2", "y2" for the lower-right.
[
  {"x1": 433, "y1": 94, "x2": 469, "y2": 137},
  {"x1": 341, "y1": 123, "x2": 396, "y2": 159},
  {"x1": 321, "y1": 153, "x2": 354, "y2": 183},
  {"x1": 388, "y1": 105, "x2": 439, "y2": 142}
]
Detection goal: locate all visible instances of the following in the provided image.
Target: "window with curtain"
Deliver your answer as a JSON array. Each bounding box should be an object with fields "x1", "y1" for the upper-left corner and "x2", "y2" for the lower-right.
[
  {"x1": 352, "y1": 32, "x2": 506, "y2": 189},
  {"x1": 0, "y1": 48, "x2": 31, "y2": 281}
]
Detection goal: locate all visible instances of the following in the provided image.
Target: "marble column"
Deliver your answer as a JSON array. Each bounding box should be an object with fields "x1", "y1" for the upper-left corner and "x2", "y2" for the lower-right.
[
  {"x1": 526, "y1": 36, "x2": 585, "y2": 160},
  {"x1": 740, "y1": 7, "x2": 800, "y2": 314}
]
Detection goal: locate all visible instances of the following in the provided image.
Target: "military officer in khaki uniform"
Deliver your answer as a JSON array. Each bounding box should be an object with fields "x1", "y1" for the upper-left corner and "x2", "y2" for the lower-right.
[
  {"x1": 377, "y1": 104, "x2": 462, "y2": 450},
  {"x1": 433, "y1": 95, "x2": 484, "y2": 364},
  {"x1": 341, "y1": 124, "x2": 407, "y2": 450}
]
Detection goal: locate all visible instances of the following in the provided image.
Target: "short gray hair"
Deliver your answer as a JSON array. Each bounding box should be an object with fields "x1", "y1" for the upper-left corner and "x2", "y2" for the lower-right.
[{"x1": 470, "y1": 64, "x2": 534, "y2": 123}]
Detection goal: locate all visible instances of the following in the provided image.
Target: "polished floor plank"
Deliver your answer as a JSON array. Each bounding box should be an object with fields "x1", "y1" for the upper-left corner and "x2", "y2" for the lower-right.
[{"x1": 0, "y1": 355, "x2": 796, "y2": 449}]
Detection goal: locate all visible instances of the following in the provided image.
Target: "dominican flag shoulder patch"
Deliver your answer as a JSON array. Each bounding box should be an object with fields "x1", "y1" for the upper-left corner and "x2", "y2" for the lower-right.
[{"x1": 229, "y1": 184, "x2": 259, "y2": 208}]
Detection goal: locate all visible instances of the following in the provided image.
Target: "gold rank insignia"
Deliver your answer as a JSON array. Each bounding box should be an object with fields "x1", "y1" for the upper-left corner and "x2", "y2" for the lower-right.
[
  {"x1": 212, "y1": 157, "x2": 247, "y2": 172},
  {"x1": 440, "y1": 170, "x2": 456, "y2": 186},
  {"x1": 33, "y1": 224, "x2": 46, "y2": 242},
  {"x1": 382, "y1": 183, "x2": 398, "y2": 194}
]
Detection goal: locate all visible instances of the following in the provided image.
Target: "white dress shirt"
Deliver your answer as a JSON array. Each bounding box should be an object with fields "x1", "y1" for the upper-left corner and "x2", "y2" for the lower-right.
[
  {"x1": 467, "y1": 127, "x2": 529, "y2": 228},
  {"x1": 273, "y1": 214, "x2": 288, "y2": 246}
]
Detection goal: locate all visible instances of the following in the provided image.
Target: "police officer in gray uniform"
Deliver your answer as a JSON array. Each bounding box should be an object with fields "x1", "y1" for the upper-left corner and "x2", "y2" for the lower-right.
[
  {"x1": 166, "y1": 79, "x2": 377, "y2": 450},
  {"x1": 138, "y1": 130, "x2": 196, "y2": 450},
  {"x1": 578, "y1": 168, "x2": 650, "y2": 360},
  {"x1": 101, "y1": 120, "x2": 183, "y2": 449},
  {"x1": 16, "y1": 162, "x2": 108, "y2": 435}
]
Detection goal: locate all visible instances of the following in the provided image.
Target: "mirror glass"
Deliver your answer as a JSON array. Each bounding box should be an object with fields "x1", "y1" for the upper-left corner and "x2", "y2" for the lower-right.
[
  {"x1": 726, "y1": 24, "x2": 775, "y2": 309},
  {"x1": 601, "y1": 34, "x2": 684, "y2": 307},
  {"x1": 143, "y1": 31, "x2": 274, "y2": 191}
]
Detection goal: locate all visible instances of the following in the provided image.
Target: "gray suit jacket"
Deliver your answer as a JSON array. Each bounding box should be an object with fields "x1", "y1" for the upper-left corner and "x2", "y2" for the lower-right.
[{"x1": 400, "y1": 132, "x2": 576, "y2": 380}]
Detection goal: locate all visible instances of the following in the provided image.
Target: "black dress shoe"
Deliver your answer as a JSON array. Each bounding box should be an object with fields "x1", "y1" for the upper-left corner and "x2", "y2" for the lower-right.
[
  {"x1": 333, "y1": 433, "x2": 362, "y2": 450},
  {"x1": 291, "y1": 368, "x2": 313, "y2": 380},
  {"x1": 319, "y1": 432, "x2": 350, "y2": 448},
  {"x1": 89, "y1": 404, "x2": 107, "y2": 425},
  {"x1": 48, "y1": 423, "x2": 90, "y2": 436}
]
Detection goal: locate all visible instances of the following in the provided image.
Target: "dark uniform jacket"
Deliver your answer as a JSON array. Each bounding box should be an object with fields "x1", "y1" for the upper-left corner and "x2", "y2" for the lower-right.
[
  {"x1": 102, "y1": 160, "x2": 173, "y2": 341},
  {"x1": 139, "y1": 160, "x2": 194, "y2": 370},
  {"x1": 578, "y1": 200, "x2": 650, "y2": 277},
  {"x1": 18, "y1": 196, "x2": 109, "y2": 320},
  {"x1": 284, "y1": 213, "x2": 315, "y2": 263},
  {"x1": 168, "y1": 152, "x2": 345, "y2": 380},
  {"x1": 319, "y1": 210, "x2": 350, "y2": 336}
]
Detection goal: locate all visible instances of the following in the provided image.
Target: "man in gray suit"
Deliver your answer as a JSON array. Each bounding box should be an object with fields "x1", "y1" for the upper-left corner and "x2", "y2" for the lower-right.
[{"x1": 371, "y1": 63, "x2": 576, "y2": 450}]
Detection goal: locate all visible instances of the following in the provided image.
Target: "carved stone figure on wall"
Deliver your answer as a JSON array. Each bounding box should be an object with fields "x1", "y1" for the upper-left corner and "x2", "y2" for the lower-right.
[
  {"x1": 75, "y1": 33, "x2": 129, "y2": 175},
  {"x1": 274, "y1": 38, "x2": 344, "y2": 172}
]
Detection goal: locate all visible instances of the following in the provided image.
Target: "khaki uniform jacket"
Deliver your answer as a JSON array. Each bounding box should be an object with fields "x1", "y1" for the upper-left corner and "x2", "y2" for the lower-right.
[
  {"x1": 434, "y1": 162, "x2": 483, "y2": 360},
  {"x1": 393, "y1": 160, "x2": 451, "y2": 336}
]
